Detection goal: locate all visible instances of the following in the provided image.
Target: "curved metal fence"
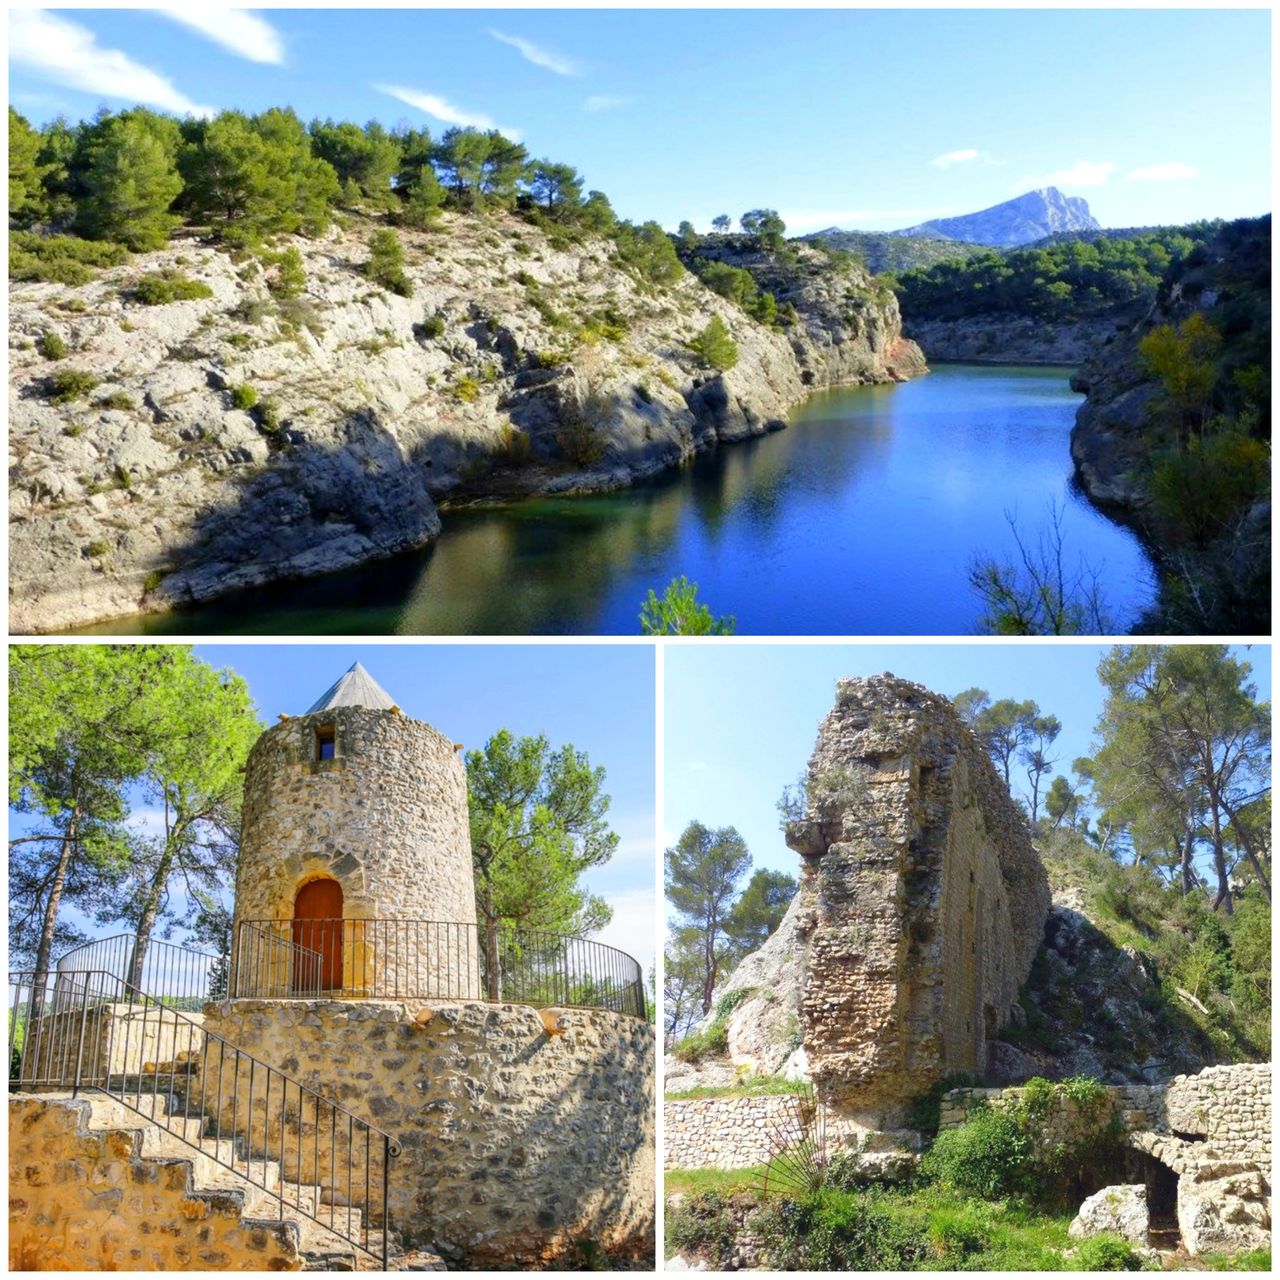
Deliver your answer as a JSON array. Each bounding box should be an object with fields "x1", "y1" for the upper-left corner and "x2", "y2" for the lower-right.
[
  {"x1": 235, "y1": 918, "x2": 647, "y2": 1018},
  {"x1": 55, "y1": 934, "x2": 224, "y2": 1009}
]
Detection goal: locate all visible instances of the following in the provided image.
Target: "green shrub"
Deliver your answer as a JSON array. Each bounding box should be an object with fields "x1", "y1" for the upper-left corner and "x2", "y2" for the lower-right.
[
  {"x1": 9, "y1": 232, "x2": 129, "y2": 284},
  {"x1": 492, "y1": 424, "x2": 531, "y2": 467},
  {"x1": 640, "y1": 576, "x2": 735, "y2": 637},
  {"x1": 672, "y1": 1020, "x2": 729, "y2": 1064},
  {"x1": 225, "y1": 332, "x2": 254, "y2": 350},
  {"x1": 256, "y1": 399, "x2": 282, "y2": 434},
  {"x1": 142, "y1": 568, "x2": 170, "y2": 594},
  {"x1": 85, "y1": 539, "x2": 111, "y2": 559},
  {"x1": 38, "y1": 331, "x2": 68, "y2": 360},
  {"x1": 453, "y1": 376, "x2": 480, "y2": 403},
  {"x1": 47, "y1": 369, "x2": 100, "y2": 403},
  {"x1": 1150, "y1": 428, "x2": 1270, "y2": 548},
  {"x1": 132, "y1": 272, "x2": 214, "y2": 305},
  {"x1": 920, "y1": 1104, "x2": 1032, "y2": 1199},
  {"x1": 756, "y1": 1189, "x2": 931, "y2": 1271},
  {"x1": 665, "y1": 1191, "x2": 735, "y2": 1267},
  {"x1": 230, "y1": 383, "x2": 259, "y2": 411},
  {"x1": 714, "y1": 987, "x2": 754, "y2": 1020},
  {"x1": 419, "y1": 313, "x2": 446, "y2": 340},
  {"x1": 364, "y1": 229, "x2": 413, "y2": 297},
  {"x1": 267, "y1": 246, "x2": 306, "y2": 299},
  {"x1": 1069, "y1": 1233, "x2": 1145, "y2": 1270},
  {"x1": 95, "y1": 391, "x2": 135, "y2": 411},
  {"x1": 689, "y1": 315, "x2": 739, "y2": 372}
]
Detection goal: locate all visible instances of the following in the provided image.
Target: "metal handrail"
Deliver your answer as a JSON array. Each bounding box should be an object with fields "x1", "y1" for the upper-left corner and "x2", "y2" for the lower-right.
[
  {"x1": 55, "y1": 933, "x2": 223, "y2": 1008},
  {"x1": 8, "y1": 969, "x2": 400, "y2": 1268},
  {"x1": 235, "y1": 917, "x2": 648, "y2": 1018}
]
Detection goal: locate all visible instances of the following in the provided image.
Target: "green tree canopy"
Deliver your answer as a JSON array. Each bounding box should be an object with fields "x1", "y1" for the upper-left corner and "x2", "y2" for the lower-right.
[
  {"x1": 75, "y1": 111, "x2": 183, "y2": 250},
  {"x1": 724, "y1": 867, "x2": 797, "y2": 959},
  {"x1": 665, "y1": 820, "x2": 751, "y2": 1015},
  {"x1": 465, "y1": 729, "x2": 618, "y2": 937}
]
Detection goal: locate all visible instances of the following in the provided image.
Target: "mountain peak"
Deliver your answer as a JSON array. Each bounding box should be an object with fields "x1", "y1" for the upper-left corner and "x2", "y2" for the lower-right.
[{"x1": 893, "y1": 188, "x2": 1101, "y2": 247}]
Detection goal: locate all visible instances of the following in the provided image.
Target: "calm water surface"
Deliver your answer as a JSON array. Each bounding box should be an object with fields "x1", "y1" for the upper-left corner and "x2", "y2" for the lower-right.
[{"x1": 79, "y1": 365, "x2": 1156, "y2": 635}]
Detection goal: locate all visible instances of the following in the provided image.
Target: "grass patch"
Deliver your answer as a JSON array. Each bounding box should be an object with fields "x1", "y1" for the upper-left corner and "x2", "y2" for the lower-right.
[
  {"x1": 665, "y1": 1075, "x2": 809, "y2": 1101},
  {"x1": 665, "y1": 1165, "x2": 769, "y2": 1198}
]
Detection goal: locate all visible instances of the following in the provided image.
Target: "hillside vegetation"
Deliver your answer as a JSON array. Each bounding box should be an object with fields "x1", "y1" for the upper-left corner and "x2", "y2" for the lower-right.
[{"x1": 8, "y1": 105, "x2": 920, "y2": 632}]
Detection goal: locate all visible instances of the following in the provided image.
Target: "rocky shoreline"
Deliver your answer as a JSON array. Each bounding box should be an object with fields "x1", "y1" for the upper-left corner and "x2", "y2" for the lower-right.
[
  {"x1": 903, "y1": 314, "x2": 1125, "y2": 367},
  {"x1": 9, "y1": 214, "x2": 923, "y2": 633}
]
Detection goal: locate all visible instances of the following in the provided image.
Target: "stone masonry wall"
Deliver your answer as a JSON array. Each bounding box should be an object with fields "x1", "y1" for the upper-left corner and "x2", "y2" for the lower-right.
[
  {"x1": 198, "y1": 999, "x2": 655, "y2": 1267},
  {"x1": 784, "y1": 675, "x2": 1050, "y2": 1130},
  {"x1": 664, "y1": 1095, "x2": 808, "y2": 1170},
  {"x1": 17, "y1": 1003, "x2": 203, "y2": 1084},
  {"x1": 8, "y1": 1096, "x2": 300, "y2": 1271},
  {"x1": 232, "y1": 706, "x2": 477, "y2": 999}
]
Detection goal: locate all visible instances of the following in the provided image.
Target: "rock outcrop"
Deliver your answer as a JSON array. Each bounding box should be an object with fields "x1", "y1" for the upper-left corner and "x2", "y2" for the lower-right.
[
  {"x1": 1069, "y1": 1185, "x2": 1150, "y2": 1246},
  {"x1": 783, "y1": 675, "x2": 1050, "y2": 1129},
  {"x1": 8, "y1": 214, "x2": 923, "y2": 632}
]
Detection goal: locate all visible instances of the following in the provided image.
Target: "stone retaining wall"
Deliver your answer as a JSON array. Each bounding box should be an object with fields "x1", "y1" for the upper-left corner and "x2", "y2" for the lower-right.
[
  {"x1": 199, "y1": 998, "x2": 655, "y2": 1267},
  {"x1": 18, "y1": 1003, "x2": 204, "y2": 1083},
  {"x1": 8, "y1": 1095, "x2": 300, "y2": 1271},
  {"x1": 663, "y1": 1094, "x2": 808, "y2": 1170}
]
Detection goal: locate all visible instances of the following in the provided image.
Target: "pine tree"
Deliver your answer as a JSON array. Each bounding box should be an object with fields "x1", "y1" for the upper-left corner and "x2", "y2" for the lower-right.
[
  {"x1": 76, "y1": 114, "x2": 182, "y2": 250},
  {"x1": 9, "y1": 108, "x2": 49, "y2": 227}
]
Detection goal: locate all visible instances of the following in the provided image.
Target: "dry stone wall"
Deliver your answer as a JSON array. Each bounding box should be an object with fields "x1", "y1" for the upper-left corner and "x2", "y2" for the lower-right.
[
  {"x1": 199, "y1": 998, "x2": 655, "y2": 1267},
  {"x1": 18, "y1": 1003, "x2": 203, "y2": 1082},
  {"x1": 8, "y1": 1096, "x2": 301, "y2": 1271},
  {"x1": 232, "y1": 706, "x2": 477, "y2": 998},
  {"x1": 784, "y1": 675, "x2": 1050, "y2": 1129},
  {"x1": 663, "y1": 1095, "x2": 807, "y2": 1170}
]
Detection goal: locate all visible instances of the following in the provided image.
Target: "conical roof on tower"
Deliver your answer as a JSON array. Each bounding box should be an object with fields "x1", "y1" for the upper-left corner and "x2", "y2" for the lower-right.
[{"x1": 305, "y1": 661, "x2": 398, "y2": 714}]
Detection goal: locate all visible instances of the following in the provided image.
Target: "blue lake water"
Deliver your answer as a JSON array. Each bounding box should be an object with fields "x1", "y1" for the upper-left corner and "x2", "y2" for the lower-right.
[{"x1": 78, "y1": 364, "x2": 1156, "y2": 635}]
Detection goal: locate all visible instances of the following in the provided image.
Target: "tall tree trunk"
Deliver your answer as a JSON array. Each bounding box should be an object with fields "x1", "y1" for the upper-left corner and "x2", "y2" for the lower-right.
[
  {"x1": 1179, "y1": 828, "x2": 1197, "y2": 896},
  {"x1": 128, "y1": 839, "x2": 175, "y2": 991},
  {"x1": 1218, "y1": 795, "x2": 1271, "y2": 901},
  {"x1": 1207, "y1": 804, "x2": 1233, "y2": 915},
  {"x1": 701, "y1": 907, "x2": 719, "y2": 1016},
  {"x1": 31, "y1": 812, "x2": 78, "y2": 1020}
]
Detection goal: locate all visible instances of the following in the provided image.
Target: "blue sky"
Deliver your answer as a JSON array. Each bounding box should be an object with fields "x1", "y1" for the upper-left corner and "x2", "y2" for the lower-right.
[
  {"x1": 664, "y1": 643, "x2": 1271, "y2": 887},
  {"x1": 9, "y1": 7, "x2": 1271, "y2": 232},
  {"x1": 12, "y1": 643, "x2": 657, "y2": 974}
]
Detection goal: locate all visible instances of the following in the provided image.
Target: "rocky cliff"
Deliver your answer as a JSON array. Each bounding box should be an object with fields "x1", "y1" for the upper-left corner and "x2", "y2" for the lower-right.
[
  {"x1": 896, "y1": 187, "x2": 1100, "y2": 247},
  {"x1": 8, "y1": 214, "x2": 923, "y2": 632},
  {"x1": 1070, "y1": 216, "x2": 1270, "y2": 632},
  {"x1": 904, "y1": 315, "x2": 1124, "y2": 367}
]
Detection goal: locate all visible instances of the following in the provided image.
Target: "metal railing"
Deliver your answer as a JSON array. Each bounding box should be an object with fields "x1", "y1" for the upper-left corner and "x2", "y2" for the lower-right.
[
  {"x1": 54, "y1": 934, "x2": 224, "y2": 1009},
  {"x1": 8, "y1": 969, "x2": 399, "y2": 1268},
  {"x1": 235, "y1": 918, "x2": 647, "y2": 1018}
]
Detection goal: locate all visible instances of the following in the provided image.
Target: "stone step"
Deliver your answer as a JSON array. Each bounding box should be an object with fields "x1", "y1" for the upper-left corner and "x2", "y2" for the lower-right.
[{"x1": 65, "y1": 1089, "x2": 372, "y2": 1262}]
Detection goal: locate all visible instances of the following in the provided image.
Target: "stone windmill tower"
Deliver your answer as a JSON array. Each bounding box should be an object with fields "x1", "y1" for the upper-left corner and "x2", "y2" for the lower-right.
[{"x1": 228, "y1": 661, "x2": 479, "y2": 999}]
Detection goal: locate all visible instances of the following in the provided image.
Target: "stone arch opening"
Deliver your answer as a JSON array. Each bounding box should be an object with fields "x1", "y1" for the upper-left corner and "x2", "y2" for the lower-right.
[
  {"x1": 293, "y1": 876, "x2": 343, "y2": 992},
  {"x1": 1129, "y1": 1149, "x2": 1180, "y2": 1248}
]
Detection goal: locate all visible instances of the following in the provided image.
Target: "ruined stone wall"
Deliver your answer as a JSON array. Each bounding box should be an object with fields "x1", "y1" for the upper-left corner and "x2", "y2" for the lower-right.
[
  {"x1": 663, "y1": 1095, "x2": 808, "y2": 1170},
  {"x1": 198, "y1": 999, "x2": 655, "y2": 1267},
  {"x1": 784, "y1": 675, "x2": 1050, "y2": 1129},
  {"x1": 232, "y1": 706, "x2": 477, "y2": 998},
  {"x1": 938, "y1": 1083, "x2": 1122, "y2": 1154},
  {"x1": 1162, "y1": 1064, "x2": 1270, "y2": 1165},
  {"x1": 8, "y1": 1096, "x2": 301, "y2": 1271}
]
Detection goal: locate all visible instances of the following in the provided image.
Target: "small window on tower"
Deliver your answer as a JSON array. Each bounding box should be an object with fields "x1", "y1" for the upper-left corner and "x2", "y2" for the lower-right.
[{"x1": 315, "y1": 724, "x2": 336, "y2": 761}]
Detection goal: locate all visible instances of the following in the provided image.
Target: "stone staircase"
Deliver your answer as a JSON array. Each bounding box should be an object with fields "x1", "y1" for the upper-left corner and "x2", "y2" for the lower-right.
[{"x1": 41, "y1": 1067, "x2": 394, "y2": 1272}]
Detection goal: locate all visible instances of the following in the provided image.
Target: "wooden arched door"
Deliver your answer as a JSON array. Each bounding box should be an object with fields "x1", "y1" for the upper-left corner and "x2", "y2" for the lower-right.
[{"x1": 293, "y1": 878, "x2": 343, "y2": 992}]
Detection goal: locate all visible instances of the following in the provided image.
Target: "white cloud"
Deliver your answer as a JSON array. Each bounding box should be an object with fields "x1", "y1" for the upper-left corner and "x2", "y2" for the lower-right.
[
  {"x1": 930, "y1": 149, "x2": 1001, "y2": 170},
  {"x1": 584, "y1": 95, "x2": 631, "y2": 113},
  {"x1": 1127, "y1": 162, "x2": 1199, "y2": 183},
  {"x1": 488, "y1": 28, "x2": 583, "y2": 76},
  {"x1": 373, "y1": 83, "x2": 520, "y2": 141},
  {"x1": 158, "y1": 8, "x2": 285, "y2": 66},
  {"x1": 9, "y1": 9, "x2": 216, "y2": 117},
  {"x1": 1015, "y1": 160, "x2": 1117, "y2": 192},
  {"x1": 591, "y1": 887, "x2": 656, "y2": 976}
]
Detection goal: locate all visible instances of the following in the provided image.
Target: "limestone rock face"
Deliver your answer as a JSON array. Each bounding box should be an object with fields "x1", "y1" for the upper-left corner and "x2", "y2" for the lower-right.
[
  {"x1": 1069, "y1": 1184, "x2": 1150, "y2": 1246},
  {"x1": 1177, "y1": 1167, "x2": 1271, "y2": 1256},
  {"x1": 9, "y1": 212, "x2": 923, "y2": 632},
  {"x1": 704, "y1": 893, "x2": 808, "y2": 1079},
  {"x1": 785, "y1": 674, "x2": 1050, "y2": 1123}
]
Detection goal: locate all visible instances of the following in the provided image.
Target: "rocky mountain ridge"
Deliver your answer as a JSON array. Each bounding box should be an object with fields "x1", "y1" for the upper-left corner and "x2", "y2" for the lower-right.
[
  {"x1": 8, "y1": 213, "x2": 923, "y2": 632},
  {"x1": 895, "y1": 187, "x2": 1101, "y2": 247}
]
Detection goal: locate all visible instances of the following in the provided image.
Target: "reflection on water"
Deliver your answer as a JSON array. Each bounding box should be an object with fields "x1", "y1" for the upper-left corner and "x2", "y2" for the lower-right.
[{"x1": 76, "y1": 365, "x2": 1156, "y2": 636}]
